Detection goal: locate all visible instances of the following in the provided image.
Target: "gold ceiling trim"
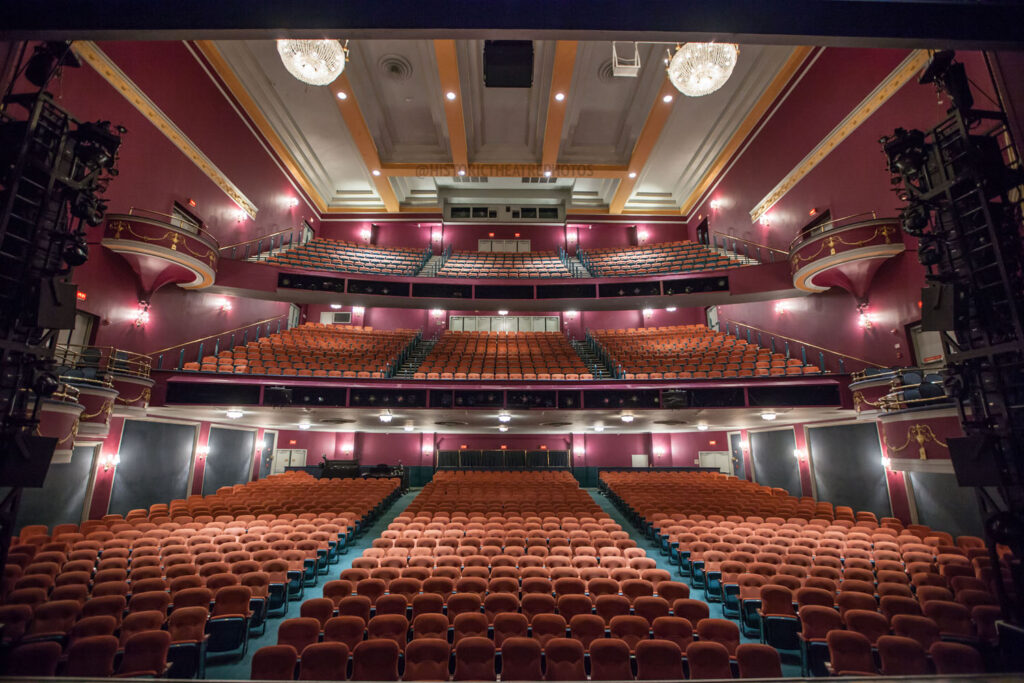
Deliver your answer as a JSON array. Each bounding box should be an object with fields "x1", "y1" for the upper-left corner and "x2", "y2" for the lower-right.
[
  {"x1": 72, "y1": 41, "x2": 259, "y2": 220},
  {"x1": 749, "y1": 49, "x2": 930, "y2": 224}
]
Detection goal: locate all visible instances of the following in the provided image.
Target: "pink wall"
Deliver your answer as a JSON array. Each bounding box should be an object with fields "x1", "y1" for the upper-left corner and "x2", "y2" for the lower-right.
[
  {"x1": 274, "y1": 430, "x2": 356, "y2": 465},
  {"x1": 356, "y1": 433, "x2": 425, "y2": 467},
  {"x1": 667, "y1": 431, "x2": 731, "y2": 467},
  {"x1": 693, "y1": 49, "x2": 995, "y2": 368},
  {"x1": 574, "y1": 221, "x2": 689, "y2": 251},
  {"x1": 435, "y1": 433, "x2": 571, "y2": 453}
]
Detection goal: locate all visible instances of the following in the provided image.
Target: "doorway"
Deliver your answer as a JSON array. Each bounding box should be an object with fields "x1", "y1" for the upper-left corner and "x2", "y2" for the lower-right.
[
  {"x1": 699, "y1": 451, "x2": 733, "y2": 474},
  {"x1": 728, "y1": 432, "x2": 746, "y2": 480},
  {"x1": 705, "y1": 306, "x2": 719, "y2": 332},
  {"x1": 271, "y1": 448, "x2": 307, "y2": 474}
]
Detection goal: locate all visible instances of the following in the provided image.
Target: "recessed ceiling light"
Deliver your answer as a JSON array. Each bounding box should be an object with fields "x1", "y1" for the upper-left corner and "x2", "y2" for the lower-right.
[
  {"x1": 446, "y1": 91, "x2": 456, "y2": 101},
  {"x1": 379, "y1": 412, "x2": 393, "y2": 423},
  {"x1": 371, "y1": 169, "x2": 381, "y2": 176},
  {"x1": 628, "y1": 171, "x2": 637, "y2": 179},
  {"x1": 498, "y1": 413, "x2": 511, "y2": 423},
  {"x1": 336, "y1": 91, "x2": 348, "y2": 100},
  {"x1": 620, "y1": 414, "x2": 634, "y2": 423},
  {"x1": 663, "y1": 94, "x2": 674, "y2": 103},
  {"x1": 330, "y1": 304, "x2": 342, "y2": 310},
  {"x1": 593, "y1": 424, "x2": 605, "y2": 432},
  {"x1": 226, "y1": 409, "x2": 243, "y2": 419},
  {"x1": 760, "y1": 411, "x2": 777, "y2": 421},
  {"x1": 498, "y1": 425, "x2": 508, "y2": 432},
  {"x1": 457, "y1": 169, "x2": 466, "y2": 176},
  {"x1": 403, "y1": 424, "x2": 414, "y2": 432},
  {"x1": 543, "y1": 170, "x2": 552, "y2": 177},
  {"x1": 697, "y1": 423, "x2": 709, "y2": 431},
  {"x1": 665, "y1": 307, "x2": 677, "y2": 312},
  {"x1": 554, "y1": 92, "x2": 565, "y2": 101},
  {"x1": 298, "y1": 423, "x2": 311, "y2": 430}
]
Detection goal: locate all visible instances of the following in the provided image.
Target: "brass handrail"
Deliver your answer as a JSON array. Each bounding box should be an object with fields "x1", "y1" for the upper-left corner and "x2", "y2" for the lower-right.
[
  {"x1": 788, "y1": 211, "x2": 879, "y2": 251},
  {"x1": 719, "y1": 318, "x2": 887, "y2": 369},
  {"x1": 710, "y1": 231, "x2": 788, "y2": 256},
  {"x1": 150, "y1": 314, "x2": 290, "y2": 355},
  {"x1": 219, "y1": 226, "x2": 300, "y2": 251},
  {"x1": 113, "y1": 208, "x2": 220, "y2": 249},
  {"x1": 54, "y1": 344, "x2": 153, "y2": 380}
]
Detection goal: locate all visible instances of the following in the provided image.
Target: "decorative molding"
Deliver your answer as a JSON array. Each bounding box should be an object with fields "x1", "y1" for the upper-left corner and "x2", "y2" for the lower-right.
[
  {"x1": 749, "y1": 49, "x2": 930, "y2": 223},
  {"x1": 72, "y1": 41, "x2": 259, "y2": 219},
  {"x1": 610, "y1": 77, "x2": 678, "y2": 214}
]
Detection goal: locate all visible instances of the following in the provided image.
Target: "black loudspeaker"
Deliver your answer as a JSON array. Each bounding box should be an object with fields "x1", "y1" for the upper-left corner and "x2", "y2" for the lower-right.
[
  {"x1": 949, "y1": 434, "x2": 1003, "y2": 487},
  {"x1": 264, "y1": 386, "x2": 293, "y2": 406},
  {"x1": 483, "y1": 41, "x2": 533, "y2": 87},
  {"x1": 920, "y1": 283, "x2": 965, "y2": 332},
  {"x1": 0, "y1": 434, "x2": 57, "y2": 487}
]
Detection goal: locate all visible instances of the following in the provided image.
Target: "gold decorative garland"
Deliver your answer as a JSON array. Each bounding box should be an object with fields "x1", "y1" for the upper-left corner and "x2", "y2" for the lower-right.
[
  {"x1": 108, "y1": 220, "x2": 217, "y2": 267},
  {"x1": 885, "y1": 423, "x2": 949, "y2": 460},
  {"x1": 852, "y1": 391, "x2": 881, "y2": 413},
  {"x1": 80, "y1": 398, "x2": 114, "y2": 423},
  {"x1": 115, "y1": 387, "x2": 151, "y2": 406},
  {"x1": 791, "y1": 224, "x2": 897, "y2": 267},
  {"x1": 35, "y1": 415, "x2": 80, "y2": 448}
]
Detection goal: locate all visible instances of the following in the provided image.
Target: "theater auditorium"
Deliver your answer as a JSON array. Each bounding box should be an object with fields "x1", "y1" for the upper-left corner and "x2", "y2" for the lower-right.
[{"x1": 1, "y1": 3, "x2": 1023, "y2": 681}]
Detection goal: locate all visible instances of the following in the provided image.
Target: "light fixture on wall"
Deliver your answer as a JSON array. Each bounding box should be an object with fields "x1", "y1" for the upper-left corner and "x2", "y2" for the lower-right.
[
  {"x1": 100, "y1": 452, "x2": 120, "y2": 471},
  {"x1": 554, "y1": 92, "x2": 565, "y2": 102},
  {"x1": 217, "y1": 298, "x2": 232, "y2": 312},
  {"x1": 666, "y1": 42, "x2": 739, "y2": 97},
  {"x1": 431, "y1": 309, "x2": 445, "y2": 317},
  {"x1": 774, "y1": 301, "x2": 789, "y2": 314},
  {"x1": 226, "y1": 409, "x2": 244, "y2": 419},
  {"x1": 857, "y1": 305, "x2": 875, "y2": 329},
  {"x1": 379, "y1": 411, "x2": 393, "y2": 423},
  {"x1": 564, "y1": 310, "x2": 577, "y2": 318},
  {"x1": 697, "y1": 423, "x2": 709, "y2": 431},
  {"x1": 620, "y1": 414, "x2": 635, "y2": 423},
  {"x1": 760, "y1": 411, "x2": 777, "y2": 421},
  {"x1": 793, "y1": 448, "x2": 805, "y2": 460},
  {"x1": 196, "y1": 445, "x2": 209, "y2": 460},
  {"x1": 881, "y1": 455, "x2": 891, "y2": 469},
  {"x1": 422, "y1": 444, "x2": 434, "y2": 455},
  {"x1": 642, "y1": 308, "x2": 653, "y2": 317},
  {"x1": 759, "y1": 213, "x2": 772, "y2": 228},
  {"x1": 352, "y1": 306, "x2": 365, "y2": 314},
  {"x1": 277, "y1": 39, "x2": 347, "y2": 86},
  {"x1": 133, "y1": 302, "x2": 150, "y2": 328},
  {"x1": 709, "y1": 198, "x2": 723, "y2": 210}
]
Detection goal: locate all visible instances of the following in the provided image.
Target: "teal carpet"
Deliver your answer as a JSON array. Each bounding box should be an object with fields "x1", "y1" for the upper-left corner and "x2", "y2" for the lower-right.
[
  {"x1": 586, "y1": 488, "x2": 804, "y2": 677},
  {"x1": 206, "y1": 486, "x2": 800, "y2": 679},
  {"x1": 204, "y1": 489, "x2": 421, "y2": 680}
]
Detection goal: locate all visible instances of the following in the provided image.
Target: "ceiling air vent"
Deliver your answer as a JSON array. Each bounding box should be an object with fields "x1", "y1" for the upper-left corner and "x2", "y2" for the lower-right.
[
  {"x1": 319, "y1": 418, "x2": 356, "y2": 424},
  {"x1": 453, "y1": 176, "x2": 488, "y2": 183},
  {"x1": 653, "y1": 419, "x2": 689, "y2": 426},
  {"x1": 540, "y1": 421, "x2": 572, "y2": 427},
  {"x1": 435, "y1": 420, "x2": 469, "y2": 427},
  {"x1": 521, "y1": 177, "x2": 558, "y2": 184}
]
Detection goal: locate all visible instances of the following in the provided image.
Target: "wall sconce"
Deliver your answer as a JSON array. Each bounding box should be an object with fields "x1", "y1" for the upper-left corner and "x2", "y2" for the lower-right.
[
  {"x1": 422, "y1": 444, "x2": 434, "y2": 455},
  {"x1": 759, "y1": 213, "x2": 771, "y2": 228},
  {"x1": 709, "y1": 198, "x2": 722, "y2": 210},
  {"x1": 287, "y1": 197, "x2": 300, "y2": 208},
  {"x1": 352, "y1": 306, "x2": 365, "y2": 315},
  {"x1": 857, "y1": 307, "x2": 874, "y2": 329},
  {"x1": 637, "y1": 229, "x2": 649, "y2": 241},
  {"x1": 100, "y1": 452, "x2": 120, "y2": 471},
  {"x1": 217, "y1": 298, "x2": 232, "y2": 312},
  {"x1": 774, "y1": 301, "x2": 789, "y2": 314},
  {"x1": 573, "y1": 445, "x2": 585, "y2": 457},
  {"x1": 881, "y1": 456, "x2": 891, "y2": 469},
  {"x1": 793, "y1": 448, "x2": 806, "y2": 460},
  {"x1": 234, "y1": 208, "x2": 247, "y2": 222},
  {"x1": 642, "y1": 308, "x2": 653, "y2": 317},
  {"x1": 564, "y1": 310, "x2": 577, "y2": 318},
  {"x1": 431, "y1": 309, "x2": 444, "y2": 317},
  {"x1": 196, "y1": 445, "x2": 210, "y2": 460},
  {"x1": 739, "y1": 440, "x2": 749, "y2": 451},
  {"x1": 133, "y1": 302, "x2": 150, "y2": 328},
  {"x1": 360, "y1": 228, "x2": 372, "y2": 241}
]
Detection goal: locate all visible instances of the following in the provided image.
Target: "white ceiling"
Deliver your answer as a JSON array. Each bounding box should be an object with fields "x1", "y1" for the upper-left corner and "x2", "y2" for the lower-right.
[
  {"x1": 209, "y1": 39, "x2": 798, "y2": 212},
  {"x1": 147, "y1": 404, "x2": 858, "y2": 434}
]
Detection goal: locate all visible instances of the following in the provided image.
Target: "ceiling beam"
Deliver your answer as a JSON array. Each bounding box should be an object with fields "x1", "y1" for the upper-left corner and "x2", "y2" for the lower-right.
[
  {"x1": 679, "y1": 45, "x2": 816, "y2": 217},
  {"x1": 329, "y1": 75, "x2": 400, "y2": 212},
  {"x1": 378, "y1": 162, "x2": 628, "y2": 179},
  {"x1": 192, "y1": 40, "x2": 327, "y2": 213},
  {"x1": 434, "y1": 39, "x2": 469, "y2": 171},
  {"x1": 541, "y1": 40, "x2": 578, "y2": 171},
  {"x1": 608, "y1": 77, "x2": 678, "y2": 214}
]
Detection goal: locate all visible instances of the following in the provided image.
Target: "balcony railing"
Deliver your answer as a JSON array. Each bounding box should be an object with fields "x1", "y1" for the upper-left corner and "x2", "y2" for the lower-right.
[
  {"x1": 151, "y1": 314, "x2": 292, "y2": 370},
  {"x1": 219, "y1": 227, "x2": 306, "y2": 261},
  {"x1": 710, "y1": 232, "x2": 787, "y2": 264},
  {"x1": 53, "y1": 345, "x2": 153, "y2": 384},
  {"x1": 719, "y1": 319, "x2": 886, "y2": 374}
]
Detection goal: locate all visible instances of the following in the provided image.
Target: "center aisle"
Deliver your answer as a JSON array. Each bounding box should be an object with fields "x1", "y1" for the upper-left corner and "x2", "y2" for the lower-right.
[
  {"x1": 585, "y1": 487, "x2": 803, "y2": 677},
  {"x1": 206, "y1": 488, "x2": 421, "y2": 680}
]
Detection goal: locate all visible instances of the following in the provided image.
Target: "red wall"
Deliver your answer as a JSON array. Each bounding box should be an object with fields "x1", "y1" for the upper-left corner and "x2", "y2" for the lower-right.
[{"x1": 695, "y1": 49, "x2": 995, "y2": 368}]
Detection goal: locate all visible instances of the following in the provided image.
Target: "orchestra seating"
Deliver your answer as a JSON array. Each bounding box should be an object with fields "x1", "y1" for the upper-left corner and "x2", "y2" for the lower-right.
[
  {"x1": 578, "y1": 241, "x2": 743, "y2": 276},
  {"x1": 435, "y1": 251, "x2": 573, "y2": 278},
  {"x1": 589, "y1": 324, "x2": 822, "y2": 379},
  {"x1": 265, "y1": 239, "x2": 428, "y2": 276},
  {"x1": 1, "y1": 472, "x2": 401, "y2": 678},
  {"x1": 413, "y1": 331, "x2": 591, "y2": 380},
  {"x1": 601, "y1": 470, "x2": 997, "y2": 676},
  {"x1": 181, "y1": 323, "x2": 418, "y2": 378}
]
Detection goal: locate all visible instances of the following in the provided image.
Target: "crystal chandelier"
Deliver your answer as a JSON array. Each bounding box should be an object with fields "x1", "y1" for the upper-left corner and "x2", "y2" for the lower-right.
[
  {"x1": 277, "y1": 39, "x2": 347, "y2": 86},
  {"x1": 666, "y1": 42, "x2": 739, "y2": 97}
]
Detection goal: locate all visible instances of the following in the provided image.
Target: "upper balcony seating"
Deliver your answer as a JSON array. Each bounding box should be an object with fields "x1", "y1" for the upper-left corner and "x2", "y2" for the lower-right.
[
  {"x1": 579, "y1": 241, "x2": 742, "y2": 277},
  {"x1": 266, "y1": 239, "x2": 426, "y2": 276},
  {"x1": 436, "y1": 251, "x2": 572, "y2": 279},
  {"x1": 590, "y1": 324, "x2": 821, "y2": 379},
  {"x1": 414, "y1": 331, "x2": 591, "y2": 380},
  {"x1": 182, "y1": 323, "x2": 417, "y2": 378}
]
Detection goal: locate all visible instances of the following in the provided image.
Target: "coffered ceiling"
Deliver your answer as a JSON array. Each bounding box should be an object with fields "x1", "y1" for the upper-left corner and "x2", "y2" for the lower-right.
[{"x1": 201, "y1": 39, "x2": 802, "y2": 214}]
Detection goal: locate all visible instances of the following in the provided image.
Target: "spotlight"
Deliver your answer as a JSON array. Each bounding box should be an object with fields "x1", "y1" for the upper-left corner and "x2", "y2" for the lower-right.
[
  {"x1": 760, "y1": 411, "x2": 777, "y2": 421},
  {"x1": 226, "y1": 409, "x2": 244, "y2": 419}
]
